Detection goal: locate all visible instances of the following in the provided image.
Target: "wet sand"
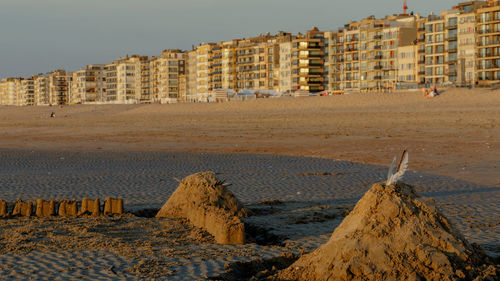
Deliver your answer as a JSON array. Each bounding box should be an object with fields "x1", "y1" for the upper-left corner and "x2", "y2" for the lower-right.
[{"x1": 0, "y1": 150, "x2": 498, "y2": 280}]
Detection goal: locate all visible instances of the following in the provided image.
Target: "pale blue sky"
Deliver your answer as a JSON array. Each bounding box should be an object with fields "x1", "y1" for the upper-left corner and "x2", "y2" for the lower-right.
[{"x1": 0, "y1": 0, "x2": 461, "y2": 79}]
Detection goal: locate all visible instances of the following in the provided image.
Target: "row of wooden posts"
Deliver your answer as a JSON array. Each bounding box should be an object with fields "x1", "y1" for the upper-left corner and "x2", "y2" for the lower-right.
[{"x1": 0, "y1": 197, "x2": 124, "y2": 218}]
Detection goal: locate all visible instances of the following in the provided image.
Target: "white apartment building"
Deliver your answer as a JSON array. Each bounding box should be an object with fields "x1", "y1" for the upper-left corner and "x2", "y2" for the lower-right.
[
  {"x1": 279, "y1": 41, "x2": 293, "y2": 93},
  {"x1": 72, "y1": 64, "x2": 106, "y2": 104}
]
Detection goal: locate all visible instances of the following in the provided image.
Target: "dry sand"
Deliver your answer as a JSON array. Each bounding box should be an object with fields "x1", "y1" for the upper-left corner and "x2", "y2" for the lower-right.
[
  {"x1": 0, "y1": 88, "x2": 499, "y2": 280},
  {"x1": 0, "y1": 88, "x2": 498, "y2": 186}
]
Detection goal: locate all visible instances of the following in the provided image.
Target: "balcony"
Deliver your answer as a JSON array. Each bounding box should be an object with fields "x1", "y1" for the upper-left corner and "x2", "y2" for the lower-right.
[
  {"x1": 477, "y1": 40, "x2": 500, "y2": 46},
  {"x1": 418, "y1": 48, "x2": 425, "y2": 53},
  {"x1": 418, "y1": 60, "x2": 425, "y2": 64},
  {"x1": 374, "y1": 45, "x2": 382, "y2": 50},
  {"x1": 446, "y1": 23, "x2": 457, "y2": 29},
  {"x1": 418, "y1": 71, "x2": 426, "y2": 75},
  {"x1": 446, "y1": 35, "x2": 457, "y2": 41},
  {"x1": 374, "y1": 65, "x2": 383, "y2": 70},
  {"x1": 478, "y1": 29, "x2": 491, "y2": 34},
  {"x1": 374, "y1": 76, "x2": 382, "y2": 80},
  {"x1": 374, "y1": 55, "x2": 383, "y2": 60},
  {"x1": 418, "y1": 27, "x2": 425, "y2": 32},
  {"x1": 373, "y1": 35, "x2": 383, "y2": 40}
]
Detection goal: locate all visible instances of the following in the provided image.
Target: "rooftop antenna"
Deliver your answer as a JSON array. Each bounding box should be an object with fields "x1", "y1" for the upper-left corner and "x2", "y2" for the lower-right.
[{"x1": 403, "y1": 0, "x2": 408, "y2": 14}]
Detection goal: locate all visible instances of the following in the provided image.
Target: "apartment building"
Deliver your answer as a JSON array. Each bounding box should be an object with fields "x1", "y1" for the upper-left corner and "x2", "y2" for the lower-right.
[
  {"x1": 0, "y1": 78, "x2": 21, "y2": 105},
  {"x1": 104, "y1": 55, "x2": 145, "y2": 103},
  {"x1": 383, "y1": 17, "x2": 418, "y2": 88},
  {"x1": 279, "y1": 40, "x2": 293, "y2": 93},
  {"x1": 343, "y1": 22, "x2": 361, "y2": 91},
  {"x1": 209, "y1": 45, "x2": 223, "y2": 91},
  {"x1": 34, "y1": 75, "x2": 49, "y2": 105},
  {"x1": 72, "y1": 64, "x2": 106, "y2": 104},
  {"x1": 221, "y1": 40, "x2": 238, "y2": 91},
  {"x1": 326, "y1": 31, "x2": 344, "y2": 91},
  {"x1": 424, "y1": 15, "x2": 448, "y2": 85},
  {"x1": 455, "y1": 1, "x2": 488, "y2": 85},
  {"x1": 397, "y1": 45, "x2": 418, "y2": 86},
  {"x1": 140, "y1": 58, "x2": 152, "y2": 103},
  {"x1": 477, "y1": 0, "x2": 500, "y2": 85},
  {"x1": 196, "y1": 43, "x2": 214, "y2": 97},
  {"x1": 47, "y1": 70, "x2": 72, "y2": 105},
  {"x1": 416, "y1": 17, "x2": 428, "y2": 85},
  {"x1": 291, "y1": 27, "x2": 325, "y2": 93},
  {"x1": 20, "y1": 78, "x2": 35, "y2": 106},
  {"x1": 150, "y1": 49, "x2": 186, "y2": 102},
  {"x1": 185, "y1": 50, "x2": 198, "y2": 101}
]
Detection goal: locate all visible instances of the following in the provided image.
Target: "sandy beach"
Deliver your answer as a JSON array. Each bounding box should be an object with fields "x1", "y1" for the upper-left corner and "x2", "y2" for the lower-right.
[
  {"x1": 0, "y1": 88, "x2": 498, "y2": 186},
  {"x1": 0, "y1": 89, "x2": 499, "y2": 279}
]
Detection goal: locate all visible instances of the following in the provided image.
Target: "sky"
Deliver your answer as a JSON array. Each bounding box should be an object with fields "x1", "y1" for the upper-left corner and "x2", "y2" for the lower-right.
[{"x1": 0, "y1": 0, "x2": 461, "y2": 79}]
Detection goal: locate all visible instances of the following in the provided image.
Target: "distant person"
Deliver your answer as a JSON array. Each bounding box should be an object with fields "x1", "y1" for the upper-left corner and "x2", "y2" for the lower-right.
[{"x1": 50, "y1": 112, "x2": 55, "y2": 118}]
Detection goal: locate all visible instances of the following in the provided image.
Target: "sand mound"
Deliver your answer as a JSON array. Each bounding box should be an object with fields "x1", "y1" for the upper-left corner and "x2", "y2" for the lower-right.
[
  {"x1": 276, "y1": 183, "x2": 498, "y2": 281},
  {"x1": 156, "y1": 171, "x2": 248, "y2": 244}
]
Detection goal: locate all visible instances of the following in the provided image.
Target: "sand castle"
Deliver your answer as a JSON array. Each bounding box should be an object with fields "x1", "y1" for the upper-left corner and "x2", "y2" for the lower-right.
[
  {"x1": 156, "y1": 171, "x2": 248, "y2": 245},
  {"x1": 0, "y1": 199, "x2": 8, "y2": 217},
  {"x1": 0, "y1": 197, "x2": 124, "y2": 218},
  {"x1": 273, "y1": 152, "x2": 498, "y2": 280},
  {"x1": 276, "y1": 183, "x2": 498, "y2": 280}
]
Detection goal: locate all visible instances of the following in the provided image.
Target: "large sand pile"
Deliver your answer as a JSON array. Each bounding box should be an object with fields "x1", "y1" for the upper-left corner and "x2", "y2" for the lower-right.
[
  {"x1": 156, "y1": 171, "x2": 248, "y2": 244},
  {"x1": 276, "y1": 183, "x2": 498, "y2": 281}
]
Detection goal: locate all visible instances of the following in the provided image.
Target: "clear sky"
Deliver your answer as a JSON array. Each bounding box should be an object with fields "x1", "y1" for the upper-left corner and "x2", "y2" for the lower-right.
[{"x1": 0, "y1": 0, "x2": 462, "y2": 79}]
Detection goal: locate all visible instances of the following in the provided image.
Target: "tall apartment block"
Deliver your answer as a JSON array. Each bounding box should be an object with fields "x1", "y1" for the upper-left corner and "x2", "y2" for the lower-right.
[
  {"x1": 20, "y1": 77, "x2": 35, "y2": 106},
  {"x1": 72, "y1": 64, "x2": 106, "y2": 104},
  {"x1": 290, "y1": 28, "x2": 325, "y2": 92},
  {"x1": 150, "y1": 49, "x2": 186, "y2": 103},
  {"x1": 104, "y1": 55, "x2": 146, "y2": 103},
  {"x1": 34, "y1": 75, "x2": 49, "y2": 105},
  {"x1": 47, "y1": 70, "x2": 72, "y2": 105},
  {"x1": 0, "y1": 78, "x2": 21, "y2": 105},
  {"x1": 456, "y1": 3, "x2": 481, "y2": 85},
  {"x1": 477, "y1": 0, "x2": 500, "y2": 85},
  {"x1": 221, "y1": 40, "x2": 238, "y2": 91}
]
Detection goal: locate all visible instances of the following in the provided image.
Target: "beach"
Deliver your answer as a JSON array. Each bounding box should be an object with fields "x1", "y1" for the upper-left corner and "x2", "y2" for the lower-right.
[
  {"x1": 0, "y1": 89, "x2": 499, "y2": 279},
  {"x1": 0, "y1": 88, "x2": 498, "y2": 186}
]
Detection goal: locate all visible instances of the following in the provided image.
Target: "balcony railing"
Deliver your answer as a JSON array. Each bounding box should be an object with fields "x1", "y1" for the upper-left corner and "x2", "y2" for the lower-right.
[{"x1": 477, "y1": 40, "x2": 500, "y2": 46}]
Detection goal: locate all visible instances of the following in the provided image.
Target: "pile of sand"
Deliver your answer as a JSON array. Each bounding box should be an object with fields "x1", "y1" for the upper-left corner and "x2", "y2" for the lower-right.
[
  {"x1": 156, "y1": 171, "x2": 248, "y2": 244},
  {"x1": 276, "y1": 183, "x2": 498, "y2": 281}
]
